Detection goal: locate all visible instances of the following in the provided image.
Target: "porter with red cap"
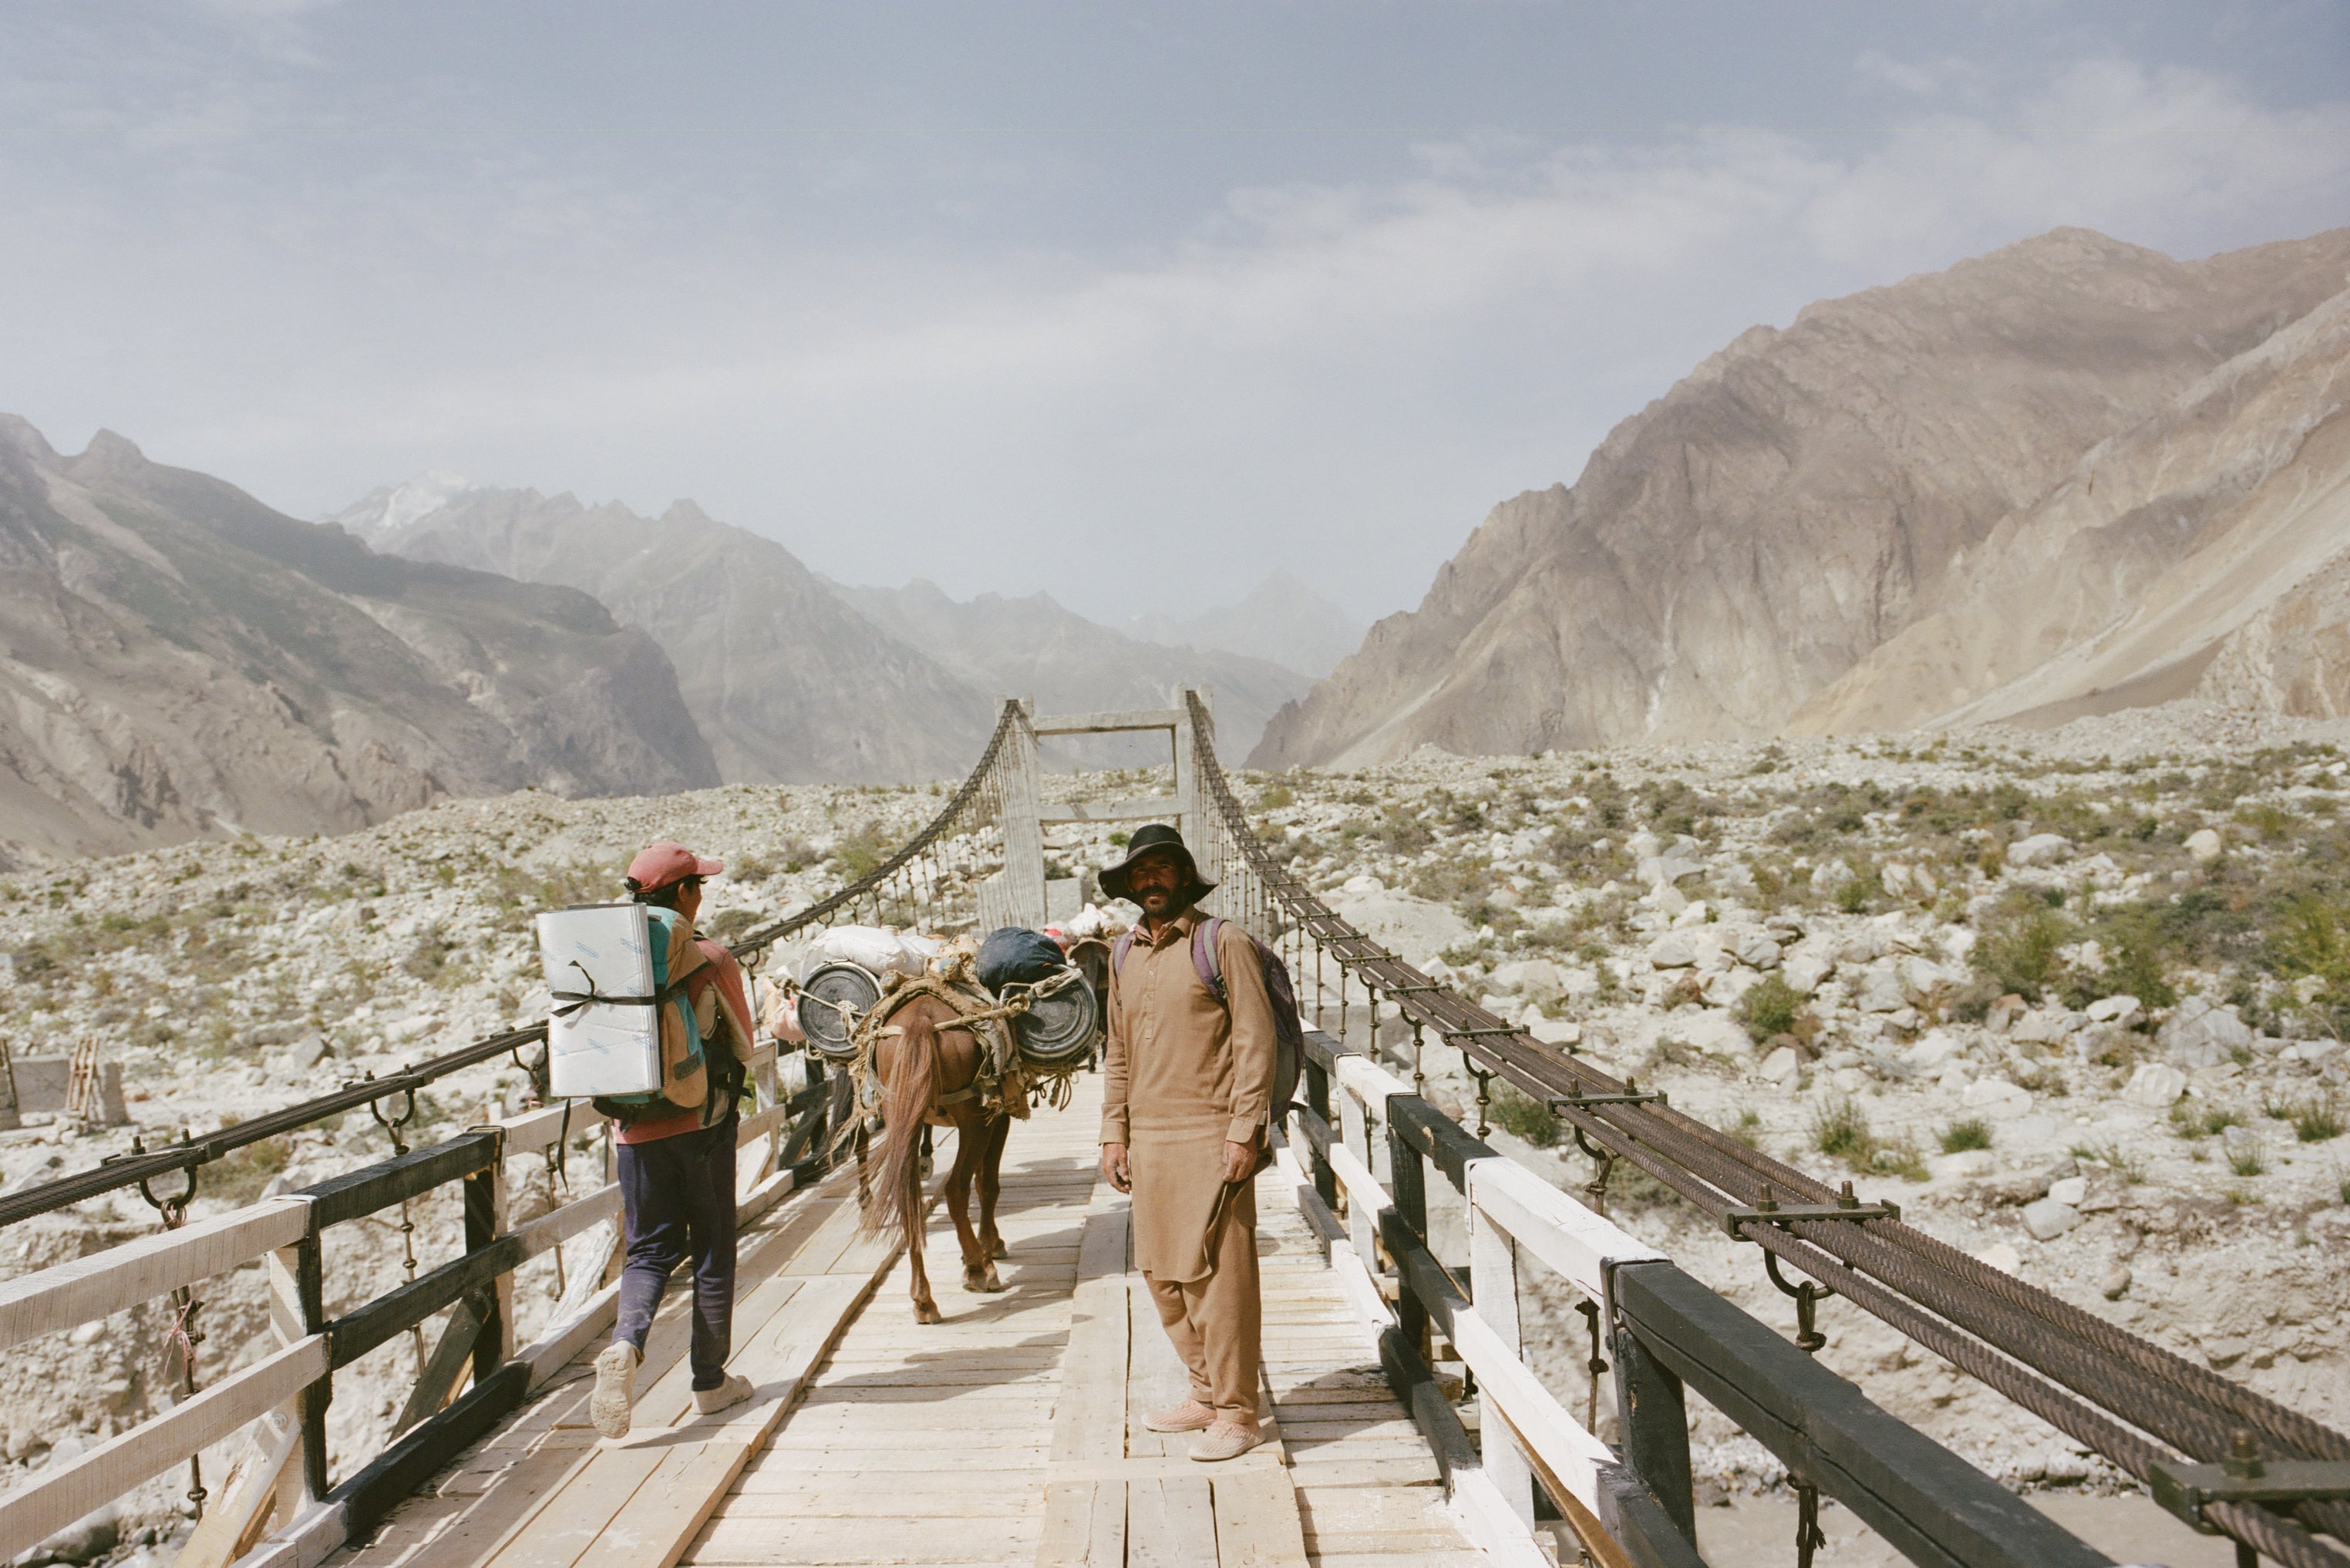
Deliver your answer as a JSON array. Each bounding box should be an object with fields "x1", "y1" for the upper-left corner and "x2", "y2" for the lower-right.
[{"x1": 588, "y1": 842, "x2": 759, "y2": 1438}]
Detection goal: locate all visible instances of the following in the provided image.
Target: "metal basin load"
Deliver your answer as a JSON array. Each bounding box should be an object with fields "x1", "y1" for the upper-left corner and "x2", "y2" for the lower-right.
[
  {"x1": 800, "y1": 961, "x2": 881, "y2": 1062},
  {"x1": 1010, "y1": 971, "x2": 1097, "y2": 1065}
]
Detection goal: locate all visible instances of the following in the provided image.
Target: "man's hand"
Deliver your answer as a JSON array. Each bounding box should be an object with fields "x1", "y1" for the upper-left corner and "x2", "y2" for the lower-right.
[
  {"x1": 1100, "y1": 1142, "x2": 1131, "y2": 1193},
  {"x1": 1220, "y1": 1138, "x2": 1256, "y2": 1185}
]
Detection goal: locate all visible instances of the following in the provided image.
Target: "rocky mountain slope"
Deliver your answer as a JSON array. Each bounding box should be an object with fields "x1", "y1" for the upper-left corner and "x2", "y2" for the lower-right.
[
  {"x1": 1796, "y1": 268, "x2": 2350, "y2": 733},
  {"x1": 0, "y1": 419, "x2": 713, "y2": 861},
  {"x1": 1254, "y1": 227, "x2": 2350, "y2": 769},
  {"x1": 334, "y1": 479, "x2": 989, "y2": 785},
  {"x1": 1119, "y1": 567, "x2": 1365, "y2": 678},
  {"x1": 828, "y1": 577, "x2": 1311, "y2": 763}
]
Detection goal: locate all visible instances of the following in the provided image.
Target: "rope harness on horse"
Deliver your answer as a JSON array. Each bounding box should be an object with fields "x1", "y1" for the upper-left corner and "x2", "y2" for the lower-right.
[{"x1": 846, "y1": 956, "x2": 1087, "y2": 1121}]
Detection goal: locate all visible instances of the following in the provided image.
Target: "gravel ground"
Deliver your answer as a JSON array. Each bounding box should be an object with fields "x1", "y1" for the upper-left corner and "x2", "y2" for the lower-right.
[{"x1": 3, "y1": 698, "x2": 2347, "y2": 1562}]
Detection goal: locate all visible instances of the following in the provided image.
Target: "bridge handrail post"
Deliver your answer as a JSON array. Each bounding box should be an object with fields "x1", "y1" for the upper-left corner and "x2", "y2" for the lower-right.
[{"x1": 264, "y1": 1198, "x2": 330, "y2": 1506}]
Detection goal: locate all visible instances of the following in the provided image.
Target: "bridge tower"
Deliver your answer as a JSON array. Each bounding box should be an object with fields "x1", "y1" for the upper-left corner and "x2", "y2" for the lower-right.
[{"x1": 976, "y1": 685, "x2": 1213, "y2": 930}]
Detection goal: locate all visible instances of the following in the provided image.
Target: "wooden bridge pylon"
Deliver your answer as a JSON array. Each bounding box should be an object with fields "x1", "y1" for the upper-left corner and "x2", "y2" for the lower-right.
[{"x1": 978, "y1": 688, "x2": 1214, "y2": 932}]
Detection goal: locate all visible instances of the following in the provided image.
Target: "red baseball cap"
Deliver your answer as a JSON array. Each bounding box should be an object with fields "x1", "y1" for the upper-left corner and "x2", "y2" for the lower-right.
[{"x1": 626, "y1": 841, "x2": 723, "y2": 892}]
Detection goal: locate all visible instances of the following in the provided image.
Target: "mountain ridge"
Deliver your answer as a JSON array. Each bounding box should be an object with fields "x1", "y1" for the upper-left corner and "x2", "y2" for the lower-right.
[
  {"x1": 1251, "y1": 224, "x2": 2350, "y2": 768},
  {"x1": 0, "y1": 416, "x2": 715, "y2": 860}
]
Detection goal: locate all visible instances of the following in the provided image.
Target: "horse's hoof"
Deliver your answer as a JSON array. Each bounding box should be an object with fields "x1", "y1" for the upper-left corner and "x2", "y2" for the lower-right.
[
  {"x1": 989, "y1": 1237, "x2": 1008, "y2": 1260},
  {"x1": 914, "y1": 1300, "x2": 943, "y2": 1324},
  {"x1": 965, "y1": 1265, "x2": 1005, "y2": 1294}
]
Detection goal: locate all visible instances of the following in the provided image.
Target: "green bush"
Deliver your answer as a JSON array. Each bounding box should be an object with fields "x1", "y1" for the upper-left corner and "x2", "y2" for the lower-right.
[
  {"x1": 1487, "y1": 1083, "x2": 1559, "y2": 1147},
  {"x1": 1938, "y1": 1118, "x2": 1993, "y2": 1153},
  {"x1": 1735, "y1": 975, "x2": 1806, "y2": 1041},
  {"x1": 1810, "y1": 1096, "x2": 1927, "y2": 1179},
  {"x1": 1974, "y1": 893, "x2": 2075, "y2": 1002}
]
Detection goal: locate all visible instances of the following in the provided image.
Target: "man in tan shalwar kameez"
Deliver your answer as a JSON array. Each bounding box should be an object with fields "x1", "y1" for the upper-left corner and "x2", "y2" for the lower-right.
[{"x1": 1098, "y1": 823, "x2": 1281, "y2": 1463}]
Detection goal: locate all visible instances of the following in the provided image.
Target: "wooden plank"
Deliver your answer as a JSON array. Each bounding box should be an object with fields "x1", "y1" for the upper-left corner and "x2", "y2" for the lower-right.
[
  {"x1": 494, "y1": 1100, "x2": 613, "y2": 1159},
  {"x1": 0, "y1": 1196, "x2": 308, "y2": 1351},
  {"x1": 1211, "y1": 1467, "x2": 1311, "y2": 1568},
  {"x1": 1127, "y1": 1478, "x2": 1217, "y2": 1568},
  {"x1": 510, "y1": 1183, "x2": 621, "y2": 1263},
  {"x1": 1446, "y1": 1307, "x2": 1613, "y2": 1518},
  {"x1": 483, "y1": 1265, "x2": 882, "y2": 1568},
  {"x1": 1032, "y1": 707, "x2": 1181, "y2": 736},
  {"x1": 1039, "y1": 796, "x2": 1184, "y2": 824},
  {"x1": 1463, "y1": 1156, "x2": 1660, "y2": 1300},
  {"x1": 0, "y1": 1335, "x2": 325, "y2": 1560},
  {"x1": 1036, "y1": 1480, "x2": 1124, "y2": 1567}
]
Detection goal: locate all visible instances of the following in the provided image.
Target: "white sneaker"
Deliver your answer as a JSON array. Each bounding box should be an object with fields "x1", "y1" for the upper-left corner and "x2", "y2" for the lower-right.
[
  {"x1": 695, "y1": 1372, "x2": 756, "y2": 1417},
  {"x1": 591, "y1": 1341, "x2": 640, "y2": 1438}
]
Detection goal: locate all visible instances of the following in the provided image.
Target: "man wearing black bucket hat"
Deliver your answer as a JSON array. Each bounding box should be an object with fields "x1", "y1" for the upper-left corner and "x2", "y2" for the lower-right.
[{"x1": 1098, "y1": 824, "x2": 1279, "y2": 1462}]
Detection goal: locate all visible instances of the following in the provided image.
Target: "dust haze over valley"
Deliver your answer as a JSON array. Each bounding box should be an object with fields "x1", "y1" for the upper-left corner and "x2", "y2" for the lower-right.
[{"x1": 5, "y1": 5, "x2": 2350, "y2": 1566}]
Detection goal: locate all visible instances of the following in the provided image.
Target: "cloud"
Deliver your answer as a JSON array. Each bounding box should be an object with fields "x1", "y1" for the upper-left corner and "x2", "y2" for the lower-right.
[{"x1": 2, "y1": 44, "x2": 2343, "y2": 623}]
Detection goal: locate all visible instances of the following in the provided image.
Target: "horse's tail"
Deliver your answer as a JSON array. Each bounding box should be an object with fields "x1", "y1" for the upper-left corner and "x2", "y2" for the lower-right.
[{"x1": 864, "y1": 1012, "x2": 936, "y2": 1243}]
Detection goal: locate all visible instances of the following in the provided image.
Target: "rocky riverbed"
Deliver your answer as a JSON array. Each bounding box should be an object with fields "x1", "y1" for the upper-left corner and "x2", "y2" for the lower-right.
[{"x1": 3, "y1": 698, "x2": 2348, "y2": 1563}]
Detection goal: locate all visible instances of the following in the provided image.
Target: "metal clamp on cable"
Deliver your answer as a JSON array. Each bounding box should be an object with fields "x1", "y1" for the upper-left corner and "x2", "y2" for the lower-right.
[
  {"x1": 1722, "y1": 1179, "x2": 1900, "y2": 1236},
  {"x1": 2150, "y1": 1432, "x2": 2350, "y2": 1535}
]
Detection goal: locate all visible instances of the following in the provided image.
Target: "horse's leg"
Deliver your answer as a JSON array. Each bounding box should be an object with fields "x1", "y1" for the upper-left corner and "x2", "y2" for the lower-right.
[
  {"x1": 904, "y1": 1133, "x2": 941, "y2": 1324},
  {"x1": 919, "y1": 1123, "x2": 934, "y2": 1179},
  {"x1": 944, "y1": 1116, "x2": 999, "y2": 1291},
  {"x1": 980, "y1": 1114, "x2": 1011, "y2": 1260}
]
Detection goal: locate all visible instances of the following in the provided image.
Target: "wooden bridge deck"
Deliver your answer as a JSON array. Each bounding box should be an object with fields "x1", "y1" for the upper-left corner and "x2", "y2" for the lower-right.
[{"x1": 330, "y1": 1076, "x2": 1479, "y2": 1568}]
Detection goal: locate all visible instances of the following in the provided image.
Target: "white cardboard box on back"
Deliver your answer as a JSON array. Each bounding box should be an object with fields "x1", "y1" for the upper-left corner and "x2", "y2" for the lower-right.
[{"x1": 537, "y1": 903, "x2": 662, "y2": 1099}]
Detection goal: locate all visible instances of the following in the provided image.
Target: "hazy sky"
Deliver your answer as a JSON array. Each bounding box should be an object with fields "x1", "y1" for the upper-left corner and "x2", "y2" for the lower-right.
[{"x1": 4, "y1": 3, "x2": 2346, "y2": 624}]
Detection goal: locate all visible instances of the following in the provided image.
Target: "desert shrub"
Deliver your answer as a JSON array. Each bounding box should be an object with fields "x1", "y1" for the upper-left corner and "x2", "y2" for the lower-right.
[
  {"x1": 1486, "y1": 1083, "x2": 1559, "y2": 1148},
  {"x1": 832, "y1": 831, "x2": 886, "y2": 881},
  {"x1": 2083, "y1": 907, "x2": 2179, "y2": 1010},
  {"x1": 2283, "y1": 1095, "x2": 2345, "y2": 1143},
  {"x1": 1810, "y1": 1096, "x2": 1927, "y2": 1179},
  {"x1": 2268, "y1": 895, "x2": 2350, "y2": 1034},
  {"x1": 1736, "y1": 975, "x2": 1806, "y2": 1041},
  {"x1": 1938, "y1": 1118, "x2": 1993, "y2": 1153},
  {"x1": 1974, "y1": 893, "x2": 2075, "y2": 1003}
]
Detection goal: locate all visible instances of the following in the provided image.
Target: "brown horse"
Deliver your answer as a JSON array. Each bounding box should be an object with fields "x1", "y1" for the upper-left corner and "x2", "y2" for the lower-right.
[{"x1": 863, "y1": 991, "x2": 1014, "y2": 1323}]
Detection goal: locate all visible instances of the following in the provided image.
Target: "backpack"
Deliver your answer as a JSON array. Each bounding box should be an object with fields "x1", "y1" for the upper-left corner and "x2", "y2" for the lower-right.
[
  {"x1": 1114, "y1": 917, "x2": 1304, "y2": 1144},
  {"x1": 590, "y1": 907, "x2": 729, "y2": 1124}
]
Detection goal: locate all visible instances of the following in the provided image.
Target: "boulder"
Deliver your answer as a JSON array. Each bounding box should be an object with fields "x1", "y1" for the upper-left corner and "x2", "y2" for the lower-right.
[
  {"x1": 1702, "y1": 967, "x2": 1761, "y2": 1008},
  {"x1": 1899, "y1": 957, "x2": 1952, "y2": 1003},
  {"x1": 2158, "y1": 996, "x2": 2252, "y2": 1067},
  {"x1": 1489, "y1": 958, "x2": 1567, "y2": 1000},
  {"x1": 2007, "y1": 833, "x2": 2075, "y2": 868},
  {"x1": 2011, "y1": 1009, "x2": 2079, "y2": 1046},
  {"x1": 2085, "y1": 995, "x2": 2142, "y2": 1028},
  {"x1": 2101, "y1": 1266, "x2": 2133, "y2": 1300},
  {"x1": 2120, "y1": 1062, "x2": 2188, "y2": 1108},
  {"x1": 1637, "y1": 853, "x2": 1705, "y2": 887},
  {"x1": 1647, "y1": 935, "x2": 1698, "y2": 970},
  {"x1": 1328, "y1": 892, "x2": 1475, "y2": 970},
  {"x1": 1811, "y1": 860, "x2": 1855, "y2": 895},
  {"x1": 1758, "y1": 1045, "x2": 1800, "y2": 1085},
  {"x1": 282, "y1": 1033, "x2": 329, "y2": 1070},
  {"x1": 2185, "y1": 828, "x2": 2224, "y2": 864},
  {"x1": 1782, "y1": 954, "x2": 1833, "y2": 994},
  {"x1": 1340, "y1": 873, "x2": 1386, "y2": 896},
  {"x1": 1962, "y1": 1077, "x2": 2033, "y2": 1120},
  {"x1": 1902, "y1": 1032, "x2": 1963, "y2": 1073},
  {"x1": 1854, "y1": 964, "x2": 1909, "y2": 1014},
  {"x1": 1668, "y1": 1011, "x2": 1751, "y2": 1058},
  {"x1": 1985, "y1": 994, "x2": 2027, "y2": 1035},
  {"x1": 2046, "y1": 1176, "x2": 2087, "y2": 1206},
  {"x1": 1975, "y1": 1241, "x2": 2023, "y2": 1275},
  {"x1": 2022, "y1": 1198, "x2": 2080, "y2": 1240},
  {"x1": 1731, "y1": 930, "x2": 1783, "y2": 970},
  {"x1": 1528, "y1": 1018, "x2": 1581, "y2": 1048}
]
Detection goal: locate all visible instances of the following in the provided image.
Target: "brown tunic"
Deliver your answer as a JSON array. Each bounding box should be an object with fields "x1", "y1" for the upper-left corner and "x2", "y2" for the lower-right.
[{"x1": 1100, "y1": 908, "x2": 1280, "y2": 1283}]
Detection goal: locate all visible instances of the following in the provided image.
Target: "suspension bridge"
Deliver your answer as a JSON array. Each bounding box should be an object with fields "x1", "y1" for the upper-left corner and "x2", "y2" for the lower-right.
[{"x1": 3, "y1": 690, "x2": 2348, "y2": 1568}]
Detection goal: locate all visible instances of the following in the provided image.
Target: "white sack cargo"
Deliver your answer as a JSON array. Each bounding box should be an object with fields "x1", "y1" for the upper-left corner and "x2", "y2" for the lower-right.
[
  {"x1": 537, "y1": 903, "x2": 662, "y2": 1099},
  {"x1": 801, "y1": 924, "x2": 936, "y2": 980}
]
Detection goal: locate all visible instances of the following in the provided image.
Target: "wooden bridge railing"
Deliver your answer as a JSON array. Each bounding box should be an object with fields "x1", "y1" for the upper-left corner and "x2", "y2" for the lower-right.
[
  {"x1": 1281, "y1": 1026, "x2": 2116, "y2": 1568},
  {"x1": 0, "y1": 1040, "x2": 850, "y2": 1568}
]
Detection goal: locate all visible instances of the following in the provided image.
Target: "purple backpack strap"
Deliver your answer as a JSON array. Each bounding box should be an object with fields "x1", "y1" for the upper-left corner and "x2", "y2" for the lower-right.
[{"x1": 1190, "y1": 915, "x2": 1227, "y2": 1004}]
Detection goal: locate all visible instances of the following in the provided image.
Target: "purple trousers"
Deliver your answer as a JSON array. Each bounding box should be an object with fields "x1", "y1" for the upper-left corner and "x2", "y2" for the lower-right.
[{"x1": 614, "y1": 1114, "x2": 737, "y2": 1391}]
